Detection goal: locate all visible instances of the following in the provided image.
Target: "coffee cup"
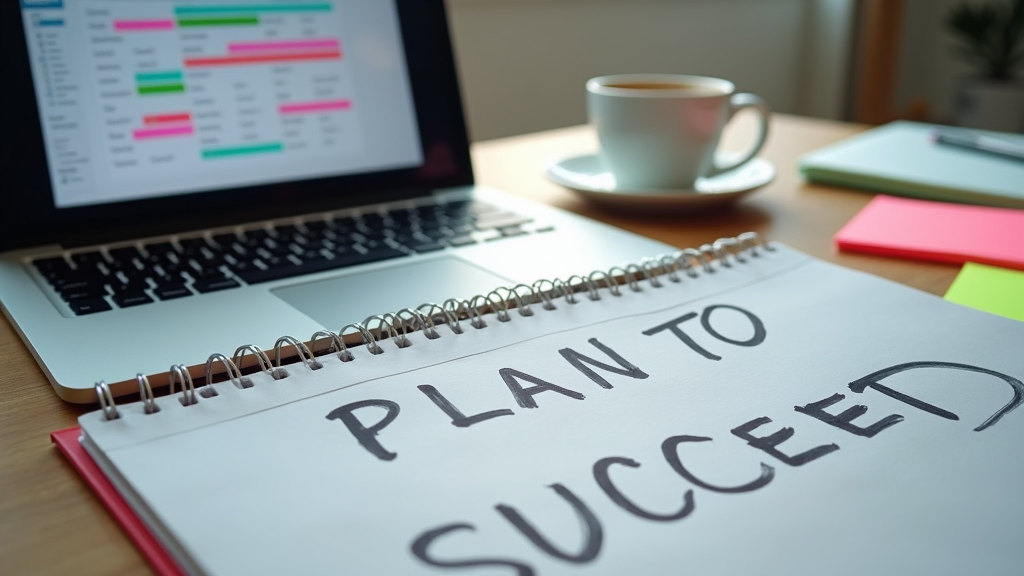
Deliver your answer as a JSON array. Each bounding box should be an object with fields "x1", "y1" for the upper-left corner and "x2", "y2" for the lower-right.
[{"x1": 586, "y1": 74, "x2": 770, "y2": 190}]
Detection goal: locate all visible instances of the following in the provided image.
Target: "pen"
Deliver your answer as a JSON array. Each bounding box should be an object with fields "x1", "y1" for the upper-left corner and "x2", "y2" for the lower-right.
[{"x1": 932, "y1": 129, "x2": 1024, "y2": 162}]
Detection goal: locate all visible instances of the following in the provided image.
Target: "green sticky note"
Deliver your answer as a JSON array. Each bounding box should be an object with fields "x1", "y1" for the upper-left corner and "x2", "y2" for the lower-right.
[{"x1": 945, "y1": 262, "x2": 1024, "y2": 321}]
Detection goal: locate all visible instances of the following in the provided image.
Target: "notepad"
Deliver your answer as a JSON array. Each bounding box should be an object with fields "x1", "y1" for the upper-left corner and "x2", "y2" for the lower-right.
[
  {"x1": 945, "y1": 262, "x2": 1024, "y2": 321},
  {"x1": 799, "y1": 120, "x2": 1024, "y2": 209},
  {"x1": 58, "y1": 236, "x2": 1024, "y2": 576},
  {"x1": 834, "y1": 195, "x2": 1024, "y2": 270}
]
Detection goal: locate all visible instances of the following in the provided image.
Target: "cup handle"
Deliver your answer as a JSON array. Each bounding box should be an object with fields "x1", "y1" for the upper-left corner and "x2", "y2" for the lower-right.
[{"x1": 707, "y1": 93, "x2": 771, "y2": 177}]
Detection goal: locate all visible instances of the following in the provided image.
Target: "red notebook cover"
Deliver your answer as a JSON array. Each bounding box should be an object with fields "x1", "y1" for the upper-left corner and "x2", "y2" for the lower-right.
[
  {"x1": 51, "y1": 427, "x2": 185, "y2": 576},
  {"x1": 834, "y1": 195, "x2": 1024, "y2": 271}
]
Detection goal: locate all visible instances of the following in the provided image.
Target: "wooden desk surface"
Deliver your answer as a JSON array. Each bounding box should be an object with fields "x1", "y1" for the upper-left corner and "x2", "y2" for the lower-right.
[{"x1": 0, "y1": 115, "x2": 961, "y2": 575}]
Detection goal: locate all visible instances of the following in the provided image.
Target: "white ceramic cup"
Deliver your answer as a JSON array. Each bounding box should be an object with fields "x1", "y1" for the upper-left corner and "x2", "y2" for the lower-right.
[{"x1": 587, "y1": 74, "x2": 771, "y2": 190}]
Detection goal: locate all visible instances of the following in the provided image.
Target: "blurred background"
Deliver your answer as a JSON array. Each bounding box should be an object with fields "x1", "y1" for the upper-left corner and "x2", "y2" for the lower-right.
[{"x1": 446, "y1": 0, "x2": 1024, "y2": 141}]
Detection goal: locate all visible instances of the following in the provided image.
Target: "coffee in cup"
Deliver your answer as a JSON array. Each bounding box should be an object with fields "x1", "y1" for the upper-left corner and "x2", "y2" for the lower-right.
[{"x1": 586, "y1": 74, "x2": 770, "y2": 190}]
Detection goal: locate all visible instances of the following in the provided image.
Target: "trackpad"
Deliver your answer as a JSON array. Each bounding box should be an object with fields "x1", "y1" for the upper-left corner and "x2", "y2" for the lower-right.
[{"x1": 271, "y1": 257, "x2": 513, "y2": 330}]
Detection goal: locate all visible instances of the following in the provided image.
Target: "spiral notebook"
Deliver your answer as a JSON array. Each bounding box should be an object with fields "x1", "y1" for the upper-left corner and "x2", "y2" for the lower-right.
[{"x1": 59, "y1": 235, "x2": 1024, "y2": 576}]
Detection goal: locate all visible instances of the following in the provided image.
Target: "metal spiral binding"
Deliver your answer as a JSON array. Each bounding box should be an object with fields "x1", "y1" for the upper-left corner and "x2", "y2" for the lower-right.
[
  {"x1": 274, "y1": 336, "x2": 322, "y2": 371},
  {"x1": 96, "y1": 380, "x2": 119, "y2": 420},
  {"x1": 364, "y1": 313, "x2": 413, "y2": 349},
  {"x1": 340, "y1": 323, "x2": 384, "y2": 355},
  {"x1": 309, "y1": 330, "x2": 353, "y2": 363},
  {"x1": 396, "y1": 307, "x2": 441, "y2": 340},
  {"x1": 233, "y1": 344, "x2": 283, "y2": 379},
  {"x1": 168, "y1": 364, "x2": 197, "y2": 407},
  {"x1": 137, "y1": 374, "x2": 159, "y2": 414},
  {"x1": 95, "y1": 232, "x2": 770, "y2": 420}
]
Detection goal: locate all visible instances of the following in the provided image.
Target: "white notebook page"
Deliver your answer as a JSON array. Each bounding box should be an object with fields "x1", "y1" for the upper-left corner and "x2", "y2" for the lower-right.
[{"x1": 79, "y1": 243, "x2": 1024, "y2": 576}]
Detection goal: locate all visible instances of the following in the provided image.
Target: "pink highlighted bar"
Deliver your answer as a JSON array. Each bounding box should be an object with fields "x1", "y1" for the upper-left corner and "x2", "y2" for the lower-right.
[
  {"x1": 229, "y1": 38, "x2": 340, "y2": 53},
  {"x1": 114, "y1": 19, "x2": 176, "y2": 31},
  {"x1": 279, "y1": 99, "x2": 352, "y2": 115},
  {"x1": 133, "y1": 124, "x2": 194, "y2": 140}
]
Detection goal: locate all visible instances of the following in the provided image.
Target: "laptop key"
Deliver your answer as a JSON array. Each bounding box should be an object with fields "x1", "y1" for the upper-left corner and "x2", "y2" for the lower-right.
[
  {"x1": 178, "y1": 237, "x2": 212, "y2": 253},
  {"x1": 54, "y1": 268, "x2": 110, "y2": 287},
  {"x1": 254, "y1": 253, "x2": 288, "y2": 268},
  {"x1": 68, "y1": 297, "x2": 112, "y2": 315},
  {"x1": 154, "y1": 284, "x2": 193, "y2": 300},
  {"x1": 499, "y1": 227, "x2": 529, "y2": 238},
  {"x1": 212, "y1": 233, "x2": 239, "y2": 247},
  {"x1": 186, "y1": 252, "x2": 227, "y2": 270},
  {"x1": 386, "y1": 234, "x2": 415, "y2": 249},
  {"x1": 33, "y1": 256, "x2": 73, "y2": 281},
  {"x1": 192, "y1": 277, "x2": 241, "y2": 293},
  {"x1": 110, "y1": 279, "x2": 151, "y2": 294},
  {"x1": 144, "y1": 241, "x2": 176, "y2": 257},
  {"x1": 59, "y1": 284, "x2": 109, "y2": 301},
  {"x1": 303, "y1": 220, "x2": 330, "y2": 233},
  {"x1": 241, "y1": 229, "x2": 273, "y2": 247},
  {"x1": 415, "y1": 226, "x2": 450, "y2": 241},
  {"x1": 328, "y1": 216, "x2": 357, "y2": 233},
  {"x1": 157, "y1": 266, "x2": 189, "y2": 282},
  {"x1": 190, "y1": 267, "x2": 230, "y2": 282},
  {"x1": 298, "y1": 249, "x2": 328, "y2": 261},
  {"x1": 108, "y1": 246, "x2": 143, "y2": 261},
  {"x1": 118, "y1": 265, "x2": 150, "y2": 280},
  {"x1": 143, "y1": 244, "x2": 178, "y2": 267},
  {"x1": 274, "y1": 224, "x2": 303, "y2": 240},
  {"x1": 447, "y1": 236, "x2": 477, "y2": 247},
  {"x1": 112, "y1": 291, "x2": 154, "y2": 308},
  {"x1": 70, "y1": 251, "x2": 107, "y2": 268},
  {"x1": 108, "y1": 255, "x2": 143, "y2": 272}
]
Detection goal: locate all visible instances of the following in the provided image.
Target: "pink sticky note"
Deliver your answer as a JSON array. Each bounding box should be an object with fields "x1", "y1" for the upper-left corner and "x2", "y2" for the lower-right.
[{"x1": 835, "y1": 195, "x2": 1024, "y2": 271}]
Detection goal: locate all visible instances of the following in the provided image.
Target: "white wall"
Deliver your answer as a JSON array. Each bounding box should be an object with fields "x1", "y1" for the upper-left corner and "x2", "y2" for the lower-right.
[{"x1": 446, "y1": 0, "x2": 855, "y2": 141}]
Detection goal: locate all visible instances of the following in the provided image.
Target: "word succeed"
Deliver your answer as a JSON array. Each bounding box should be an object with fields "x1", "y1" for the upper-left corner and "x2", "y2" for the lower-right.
[
  {"x1": 322, "y1": 303, "x2": 1022, "y2": 574},
  {"x1": 406, "y1": 361, "x2": 1020, "y2": 575}
]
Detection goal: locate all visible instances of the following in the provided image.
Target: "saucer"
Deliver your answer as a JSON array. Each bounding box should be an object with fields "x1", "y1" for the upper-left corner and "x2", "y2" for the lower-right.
[{"x1": 544, "y1": 154, "x2": 775, "y2": 211}]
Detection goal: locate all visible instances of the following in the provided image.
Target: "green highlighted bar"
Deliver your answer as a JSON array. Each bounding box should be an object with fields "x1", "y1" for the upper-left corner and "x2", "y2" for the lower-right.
[
  {"x1": 178, "y1": 16, "x2": 259, "y2": 27},
  {"x1": 136, "y1": 70, "x2": 183, "y2": 83},
  {"x1": 202, "y1": 143, "x2": 283, "y2": 159},
  {"x1": 175, "y1": 4, "x2": 331, "y2": 15},
  {"x1": 138, "y1": 84, "x2": 186, "y2": 95}
]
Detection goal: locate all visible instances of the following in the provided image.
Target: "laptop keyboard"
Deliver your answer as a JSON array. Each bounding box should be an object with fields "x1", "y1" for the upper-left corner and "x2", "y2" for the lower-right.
[{"x1": 32, "y1": 199, "x2": 549, "y2": 316}]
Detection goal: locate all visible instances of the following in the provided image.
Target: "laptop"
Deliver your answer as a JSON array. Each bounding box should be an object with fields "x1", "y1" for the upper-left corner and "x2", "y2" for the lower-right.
[{"x1": 2, "y1": 0, "x2": 670, "y2": 403}]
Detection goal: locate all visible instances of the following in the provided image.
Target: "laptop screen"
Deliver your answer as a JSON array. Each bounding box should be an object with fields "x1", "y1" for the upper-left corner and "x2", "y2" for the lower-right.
[
  {"x1": 20, "y1": 0, "x2": 423, "y2": 209},
  {"x1": 6, "y1": 0, "x2": 472, "y2": 250}
]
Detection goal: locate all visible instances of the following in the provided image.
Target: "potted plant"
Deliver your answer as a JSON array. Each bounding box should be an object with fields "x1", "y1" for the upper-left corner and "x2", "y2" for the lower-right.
[{"x1": 946, "y1": 0, "x2": 1024, "y2": 132}]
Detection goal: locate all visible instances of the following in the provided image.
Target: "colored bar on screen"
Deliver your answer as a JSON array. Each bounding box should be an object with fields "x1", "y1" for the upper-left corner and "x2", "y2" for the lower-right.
[
  {"x1": 202, "y1": 143, "x2": 283, "y2": 159},
  {"x1": 143, "y1": 112, "x2": 192, "y2": 125},
  {"x1": 228, "y1": 38, "x2": 340, "y2": 53},
  {"x1": 23, "y1": 0, "x2": 64, "y2": 8},
  {"x1": 184, "y1": 50, "x2": 340, "y2": 67},
  {"x1": 177, "y1": 16, "x2": 259, "y2": 27},
  {"x1": 114, "y1": 19, "x2": 175, "y2": 31},
  {"x1": 175, "y1": 4, "x2": 331, "y2": 14},
  {"x1": 136, "y1": 71, "x2": 183, "y2": 83},
  {"x1": 138, "y1": 84, "x2": 185, "y2": 95},
  {"x1": 279, "y1": 99, "x2": 351, "y2": 114},
  {"x1": 133, "y1": 125, "x2": 194, "y2": 140},
  {"x1": 37, "y1": 19, "x2": 65, "y2": 27}
]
